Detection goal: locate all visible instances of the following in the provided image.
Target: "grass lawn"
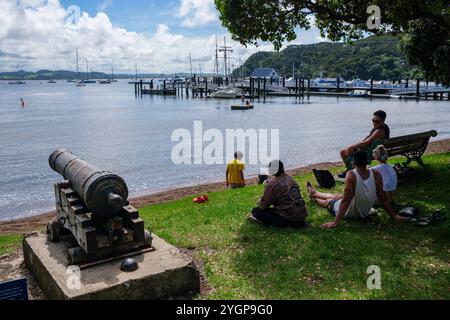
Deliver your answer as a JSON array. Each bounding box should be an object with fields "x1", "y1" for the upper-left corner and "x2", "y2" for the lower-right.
[
  {"x1": 1, "y1": 153, "x2": 449, "y2": 299},
  {"x1": 0, "y1": 234, "x2": 22, "y2": 256}
]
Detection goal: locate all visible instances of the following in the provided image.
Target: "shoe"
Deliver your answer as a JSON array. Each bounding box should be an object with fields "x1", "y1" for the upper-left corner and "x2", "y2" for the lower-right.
[
  {"x1": 193, "y1": 197, "x2": 206, "y2": 204},
  {"x1": 247, "y1": 212, "x2": 262, "y2": 224}
]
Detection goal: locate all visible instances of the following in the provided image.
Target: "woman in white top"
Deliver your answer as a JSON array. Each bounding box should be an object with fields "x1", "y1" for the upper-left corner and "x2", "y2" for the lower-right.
[{"x1": 372, "y1": 145, "x2": 397, "y2": 203}]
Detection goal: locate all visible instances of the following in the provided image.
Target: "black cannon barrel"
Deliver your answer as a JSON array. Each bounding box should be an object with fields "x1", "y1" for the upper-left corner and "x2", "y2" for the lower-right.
[{"x1": 49, "y1": 148, "x2": 128, "y2": 217}]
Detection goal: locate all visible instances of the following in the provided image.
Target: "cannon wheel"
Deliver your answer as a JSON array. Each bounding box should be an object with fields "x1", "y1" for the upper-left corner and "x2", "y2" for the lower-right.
[
  {"x1": 144, "y1": 230, "x2": 153, "y2": 248},
  {"x1": 68, "y1": 247, "x2": 85, "y2": 265},
  {"x1": 47, "y1": 220, "x2": 61, "y2": 242}
]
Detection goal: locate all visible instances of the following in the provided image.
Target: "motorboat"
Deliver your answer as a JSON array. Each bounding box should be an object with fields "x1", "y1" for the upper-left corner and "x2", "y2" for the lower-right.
[
  {"x1": 348, "y1": 89, "x2": 369, "y2": 97},
  {"x1": 8, "y1": 80, "x2": 26, "y2": 85},
  {"x1": 210, "y1": 88, "x2": 238, "y2": 99},
  {"x1": 231, "y1": 103, "x2": 254, "y2": 110}
]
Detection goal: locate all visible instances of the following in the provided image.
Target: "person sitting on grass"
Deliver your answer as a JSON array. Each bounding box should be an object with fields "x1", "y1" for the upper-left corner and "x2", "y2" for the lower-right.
[
  {"x1": 372, "y1": 145, "x2": 397, "y2": 204},
  {"x1": 338, "y1": 110, "x2": 390, "y2": 177},
  {"x1": 248, "y1": 160, "x2": 308, "y2": 228},
  {"x1": 226, "y1": 151, "x2": 245, "y2": 188},
  {"x1": 306, "y1": 150, "x2": 406, "y2": 230}
]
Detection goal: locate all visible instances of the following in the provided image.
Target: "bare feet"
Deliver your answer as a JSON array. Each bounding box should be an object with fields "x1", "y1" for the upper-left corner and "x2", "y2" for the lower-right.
[{"x1": 306, "y1": 181, "x2": 316, "y2": 199}]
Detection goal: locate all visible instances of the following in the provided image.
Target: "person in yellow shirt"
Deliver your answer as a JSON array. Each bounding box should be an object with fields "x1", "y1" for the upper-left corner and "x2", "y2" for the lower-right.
[{"x1": 226, "y1": 152, "x2": 245, "y2": 188}]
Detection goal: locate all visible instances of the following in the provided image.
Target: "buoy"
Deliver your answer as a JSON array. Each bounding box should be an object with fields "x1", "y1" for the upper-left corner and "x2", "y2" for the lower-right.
[{"x1": 20, "y1": 98, "x2": 25, "y2": 107}]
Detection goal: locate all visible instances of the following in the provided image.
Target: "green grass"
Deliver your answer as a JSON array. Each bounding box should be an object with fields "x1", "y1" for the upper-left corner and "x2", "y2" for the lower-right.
[
  {"x1": 0, "y1": 234, "x2": 22, "y2": 256},
  {"x1": 1, "y1": 153, "x2": 449, "y2": 299}
]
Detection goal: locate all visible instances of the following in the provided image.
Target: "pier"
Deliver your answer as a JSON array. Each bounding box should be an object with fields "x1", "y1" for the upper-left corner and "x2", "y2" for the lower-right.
[{"x1": 131, "y1": 77, "x2": 450, "y2": 100}]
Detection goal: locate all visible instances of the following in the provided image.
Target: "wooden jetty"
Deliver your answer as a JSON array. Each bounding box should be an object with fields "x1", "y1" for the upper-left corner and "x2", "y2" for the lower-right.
[
  {"x1": 131, "y1": 76, "x2": 449, "y2": 101},
  {"x1": 235, "y1": 77, "x2": 450, "y2": 100}
]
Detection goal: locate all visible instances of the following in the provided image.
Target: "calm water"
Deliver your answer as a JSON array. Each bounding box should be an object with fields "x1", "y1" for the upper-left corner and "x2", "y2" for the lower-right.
[{"x1": 0, "y1": 80, "x2": 449, "y2": 221}]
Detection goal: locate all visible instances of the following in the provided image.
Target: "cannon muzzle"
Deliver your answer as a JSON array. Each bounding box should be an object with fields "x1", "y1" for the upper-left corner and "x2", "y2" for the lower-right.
[{"x1": 49, "y1": 148, "x2": 128, "y2": 217}]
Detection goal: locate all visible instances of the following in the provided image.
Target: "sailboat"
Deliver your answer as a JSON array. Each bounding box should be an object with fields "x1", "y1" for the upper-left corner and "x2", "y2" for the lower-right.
[
  {"x1": 83, "y1": 58, "x2": 96, "y2": 84},
  {"x1": 98, "y1": 66, "x2": 114, "y2": 84},
  {"x1": 9, "y1": 65, "x2": 26, "y2": 85},
  {"x1": 71, "y1": 48, "x2": 85, "y2": 86},
  {"x1": 110, "y1": 65, "x2": 117, "y2": 82},
  {"x1": 67, "y1": 51, "x2": 79, "y2": 82},
  {"x1": 128, "y1": 64, "x2": 139, "y2": 84}
]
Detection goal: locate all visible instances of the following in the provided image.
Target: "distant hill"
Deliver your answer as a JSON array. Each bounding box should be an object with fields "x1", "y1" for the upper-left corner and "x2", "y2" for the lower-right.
[
  {"x1": 233, "y1": 35, "x2": 425, "y2": 80},
  {"x1": 0, "y1": 70, "x2": 194, "y2": 80},
  {"x1": 0, "y1": 70, "x2": 110, "y2": 80}
]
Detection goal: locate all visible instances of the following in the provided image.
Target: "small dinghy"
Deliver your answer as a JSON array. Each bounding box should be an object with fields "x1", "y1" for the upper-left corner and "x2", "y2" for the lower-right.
[{"x1": 231, "y1": 104, "x2": 254, "y2": 110}]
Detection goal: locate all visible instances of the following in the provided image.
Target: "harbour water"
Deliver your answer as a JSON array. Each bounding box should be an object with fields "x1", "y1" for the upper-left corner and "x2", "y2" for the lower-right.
[{"x1": 1, "y1": 80, "x2": 449, "y2": 221}]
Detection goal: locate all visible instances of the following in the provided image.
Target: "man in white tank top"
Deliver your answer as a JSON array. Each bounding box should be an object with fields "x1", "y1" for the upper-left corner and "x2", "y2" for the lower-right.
[{"x1": 306, "y1": 150, "x2": 407, "y2": 229}]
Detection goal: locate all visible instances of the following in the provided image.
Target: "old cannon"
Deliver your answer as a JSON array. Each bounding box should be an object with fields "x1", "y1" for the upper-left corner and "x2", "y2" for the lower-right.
[{"x1": 47, "y1": 148, "x2": 152, "y2": 265}]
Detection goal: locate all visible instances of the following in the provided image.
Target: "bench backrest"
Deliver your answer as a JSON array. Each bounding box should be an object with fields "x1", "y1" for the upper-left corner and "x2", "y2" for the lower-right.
[{"x1": 367, "y1": 130, "x2": 438, "y2": 163}]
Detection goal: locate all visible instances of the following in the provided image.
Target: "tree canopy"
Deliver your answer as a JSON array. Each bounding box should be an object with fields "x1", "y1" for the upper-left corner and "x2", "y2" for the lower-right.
[
  {"x1": 233, "y1": 35, "x2": 424, "y2": 81},
  {"x1": 215, "y1": 0, "x2": 450, "y2": 84}
]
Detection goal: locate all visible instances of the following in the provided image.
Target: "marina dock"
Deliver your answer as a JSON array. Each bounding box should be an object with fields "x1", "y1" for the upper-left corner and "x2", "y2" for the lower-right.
[{"x1": 131, "y1": 76, "x2": 450, "y2": 100}]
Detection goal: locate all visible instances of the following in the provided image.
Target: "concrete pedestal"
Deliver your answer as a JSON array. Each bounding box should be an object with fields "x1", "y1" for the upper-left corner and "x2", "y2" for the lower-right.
[{"x1": 23, "y1": 233, "x2": 200, "y2": 300}]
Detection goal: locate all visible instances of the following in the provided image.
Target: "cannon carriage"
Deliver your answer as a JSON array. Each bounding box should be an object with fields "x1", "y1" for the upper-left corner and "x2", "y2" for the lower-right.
[{"x1": 47, "y1": 148, "x2": 152, "y2": 265}]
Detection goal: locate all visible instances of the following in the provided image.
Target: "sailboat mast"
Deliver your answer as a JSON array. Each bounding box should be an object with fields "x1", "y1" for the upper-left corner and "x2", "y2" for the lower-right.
[
  {"x1": 223, "y1": 37, "x2": 227, "y2": 79},
  {"x1": 215, "y1": 35, "x2": 219, "y2": 78},
  {"x1": 76, "y1": 48, "x2": 79, "y2": 81},
  {"x1": 85, "y1": 57, "x2": 89, "y2": 80},
  {"x1": 189, "y1": 54, "x2": 193, "y2": 78},
  {"x1": 218, "y1": 37, "x2": 233, "y2": 79}
]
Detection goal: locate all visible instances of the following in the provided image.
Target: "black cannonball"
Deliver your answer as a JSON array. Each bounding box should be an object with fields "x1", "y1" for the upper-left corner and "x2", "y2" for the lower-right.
[{"x1": 121, "y1": 258, "x2": 138, "y2": 272}]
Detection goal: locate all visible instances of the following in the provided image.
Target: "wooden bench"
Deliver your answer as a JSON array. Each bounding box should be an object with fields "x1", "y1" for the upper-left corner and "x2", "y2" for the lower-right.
[{"x1": 345, "y1": 130, "x2": 438, "y2": 169}]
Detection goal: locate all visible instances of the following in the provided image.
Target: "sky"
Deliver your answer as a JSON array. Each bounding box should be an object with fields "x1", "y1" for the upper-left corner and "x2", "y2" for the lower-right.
[{"x1": 0, "y1": 0, "x2": 329, "y2": 74}]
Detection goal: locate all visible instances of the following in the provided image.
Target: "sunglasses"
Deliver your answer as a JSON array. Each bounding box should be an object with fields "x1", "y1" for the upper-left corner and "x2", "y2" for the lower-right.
[{"x1": 372, "y1": 119, "x2": 382, "y2": 124}]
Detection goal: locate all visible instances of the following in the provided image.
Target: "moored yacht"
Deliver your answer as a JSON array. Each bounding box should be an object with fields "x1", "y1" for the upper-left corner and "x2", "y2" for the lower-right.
[{"x1": 210, "y1": 87, "x2": 238, "y2": 99}]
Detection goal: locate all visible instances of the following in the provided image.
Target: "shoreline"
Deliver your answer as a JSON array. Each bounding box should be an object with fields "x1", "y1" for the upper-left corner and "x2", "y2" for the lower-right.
[{"x1": 1, "y1": 138, "x2": 449, "y2": 235}]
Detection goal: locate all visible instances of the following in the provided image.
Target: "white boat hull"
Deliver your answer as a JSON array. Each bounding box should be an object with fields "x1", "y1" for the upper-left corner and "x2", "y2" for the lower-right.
[{"x1": 210, "y1": 91, "x2": 238, "y2": 99}]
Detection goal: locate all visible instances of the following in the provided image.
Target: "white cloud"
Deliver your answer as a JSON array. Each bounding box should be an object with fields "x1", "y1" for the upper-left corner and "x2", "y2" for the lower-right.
[
  {"x1": 98, "y1": 0, "x2": 113, "y2": 12},
  {"x1": 0, "y1": 0, "x2": 325, "y2": 74},
  {"x1": 0, "y1": 0, "x2": 260, "y2": 73},
  {"x1": 177, "y1": 0, "x2": 217, "y2": 28}
]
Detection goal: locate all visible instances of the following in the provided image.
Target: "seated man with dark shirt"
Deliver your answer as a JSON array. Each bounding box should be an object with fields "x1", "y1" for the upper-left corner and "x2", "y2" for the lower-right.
[
  {"x1": 339, "y1": 110, "x2": 390, "y2": 177},
  {"x1": 248, "y1": 160, "x2": 308, "y2": 228}
]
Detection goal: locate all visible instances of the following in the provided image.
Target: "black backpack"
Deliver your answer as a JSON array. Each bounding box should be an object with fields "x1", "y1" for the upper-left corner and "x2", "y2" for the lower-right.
[{"x1": 313, "y1": 169, "x2": 335, "y2": 189}]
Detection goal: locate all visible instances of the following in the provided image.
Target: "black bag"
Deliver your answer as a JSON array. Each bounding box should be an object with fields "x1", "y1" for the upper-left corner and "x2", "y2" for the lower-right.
[
  {"x1": 313, "y1": 169, "x2": 335, "y2": 189},
  {"x1": 258, "y1": 174, "x2": 269, "y2": 185}
]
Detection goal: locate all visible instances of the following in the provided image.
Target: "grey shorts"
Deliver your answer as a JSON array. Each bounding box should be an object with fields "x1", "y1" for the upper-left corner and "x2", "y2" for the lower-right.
[{"x1": 328, "y1": 199, "x2": 340, "y2": 217}]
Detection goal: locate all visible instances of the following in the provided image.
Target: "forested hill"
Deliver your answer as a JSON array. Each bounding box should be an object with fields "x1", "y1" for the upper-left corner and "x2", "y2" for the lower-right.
[{"x1": 234, "y1": 35, "x2": 425, "y2": 80}]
